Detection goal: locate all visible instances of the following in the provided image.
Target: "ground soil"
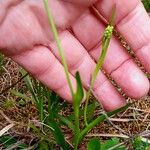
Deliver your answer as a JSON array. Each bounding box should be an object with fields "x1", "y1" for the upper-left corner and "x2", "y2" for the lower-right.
[{"x1": 0, "y1": 57, "x2": 150, "y2": 150}]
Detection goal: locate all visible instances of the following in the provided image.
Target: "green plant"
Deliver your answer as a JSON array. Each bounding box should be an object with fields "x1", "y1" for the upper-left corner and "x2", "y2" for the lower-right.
[
  {"x1": 9, "y1": 69, "x2": 70, "y2": 149},
  {"x1": 87, "y1": 138, "x2": 126, "y2": 150},
  {"x1": 132, "y1": 136, "x2": 150, "y2": 150},
  {"x1": 44, "y1": 1, "x2": 132, "y2": 149},
  {"x1": 2, "y1": 98, "x2": 16, "y2": 109},
  {"x1": 7, "y1": 1, "x2": 135, "y2": 149},
  {"x1": 0, "y1": 135, "x2": 28, "y2": 149},
  {"x1": 87, "y1": 138, "x2": 101, "y2": 150},
  {"x1": 84, "y1": 6, "x2": 116, "y2": 126},
  {"x1": 142, "y1": 0, "x2": 150, "y2": 12},
  {"x1": 0, "y1": 1, "x2": 148, "y2": 149},
  {"x1": 28, "y1": 123, "x2": 56, "y2": 149},
  {"x1": 21, "y1": 70, "x2": 70, "y2": 149}
]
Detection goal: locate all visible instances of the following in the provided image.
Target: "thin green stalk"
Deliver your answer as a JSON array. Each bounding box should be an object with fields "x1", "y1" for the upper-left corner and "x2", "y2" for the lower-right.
[
  {"x1": 73, "y1": 99, "x2": 80, "y2": 136},
  {"x1": 44, "y1": 1, "x2": 81, "y2": 149},
  {"x1": 44, "y1": 0, "x2": 74, "y2": 97},
  {"x1": 91, "y1": 38, "x2": 112, "y2": 86},
  {"x1": 73, "y1": 102, "x2": 80, "y2": 150},
  {"x1": 84, "y1": 6, "x2": 116, "y2": 126},
  {"x1": 72, "y1": 72, "x2": 84, "y2": 150},
  {"x1": 73, "y1": 104, "x2": 80, "y2": 148},
  {"x1": 84, "y1": 26, "x2": 114, "y2": 126}
]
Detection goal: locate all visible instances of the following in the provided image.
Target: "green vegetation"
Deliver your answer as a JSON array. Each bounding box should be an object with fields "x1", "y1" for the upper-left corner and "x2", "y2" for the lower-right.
[
  {"x1": 87, "y1": 138, "x2": 126, "y2": 150},
  {"x1": 142, "y1": 0, "x2": 150, "y2": 12},
  {"x1": 0, "y1": 0, "x2": 150, "y2": 149},
  {"x1": 43, "y1": 0, "x2": 132, "y2": 149}
]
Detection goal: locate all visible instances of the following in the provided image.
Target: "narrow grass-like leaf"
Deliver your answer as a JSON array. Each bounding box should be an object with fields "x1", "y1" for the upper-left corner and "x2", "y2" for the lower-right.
[
  {"x1": 46, "y1": 117, "x2": 69, "y2": 150},
  {"x1": 10, "y1": 89, "x2": 32, "y2": 103},
  {"x1": 73, "y1": 72, "x2": 84, "y2": 107},
  {"x1": 34, "y1": 83, "x2": 45, "y2": 121},
  {"x1": 0, "y1": 135, "x2": 28, "y2": 149},
  {"x1": 86, "y1": 101, "x2": 98, "y2": 123},
  {"x1": 21, "y1": 70, "x2": 45, "y2": 121},
  {"x1": 0, "y1": 135, "x2": 16, "y2": 148},
  {"x1": 21, "y1": 70, "x2": 38, "y2": 104},
  {"x1": 58, "y1": 115, "x2": 75, "y2": 131}
]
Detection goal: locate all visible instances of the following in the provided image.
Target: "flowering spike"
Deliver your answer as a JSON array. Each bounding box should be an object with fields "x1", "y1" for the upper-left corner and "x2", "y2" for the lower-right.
[{"x1": 103, "y1": 25, "x2": 114, "y2": 39}]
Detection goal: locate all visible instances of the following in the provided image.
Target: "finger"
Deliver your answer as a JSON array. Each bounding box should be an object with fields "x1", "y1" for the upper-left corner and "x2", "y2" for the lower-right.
[
  {"x1": 63, "y1": 0, "x2": 97, "y2": 6},
  {"x1": 95, "y1": 0, "x2": 150, "y2": 73},
  {"x1": 0, "y1": 0, "x2": 86, "y2": 54},
  {"x1": 11, "y1": 46, "x2": 77, "y2": 102},
  {"x1": 0, "y1": 0, "x2": 21, "y2": 24},
  {"x1": 72, "y1": 10, "x2": 149, "y2": 99},
  {"x1": 49, "y1": 31, "x2": 126, "y2": 111}
]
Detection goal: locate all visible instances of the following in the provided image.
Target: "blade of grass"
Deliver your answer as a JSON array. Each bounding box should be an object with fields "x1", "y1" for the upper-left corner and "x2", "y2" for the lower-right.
[
  {"x1": 73, "y1": 72, "x2": 84, "y2": 133},
  {"x1": 73, "y1": 72, "x2": 84, "y2": 107},
  {"x1": 10, "y1": 89, "x2": 32, "y2": 102},
  {"x1": 36, "y1": 83, "x2": 45, "y2": 121},
  {"x1": 21, "y1": 70, "x2": 45, "y2": 121},
  {"x1": 58, "y1": 115, "x2": 75, "y2": 131},
  {"x1": 46, "y1": 116, "x2": 69, "y2": 150},
  {"x1": 21, "y1": 70, "x2": 38, "y2": 104}
]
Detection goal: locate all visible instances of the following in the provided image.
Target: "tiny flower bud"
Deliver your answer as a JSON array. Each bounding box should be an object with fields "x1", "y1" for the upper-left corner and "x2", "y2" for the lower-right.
[{"x1": 103, "y1": 25, "x2": 114, "y2": 39}]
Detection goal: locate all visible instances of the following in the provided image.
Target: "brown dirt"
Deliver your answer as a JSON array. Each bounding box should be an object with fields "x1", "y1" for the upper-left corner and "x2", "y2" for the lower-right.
[{"x1": 0, "y1": 57, "x2": 150, "y2": 150}]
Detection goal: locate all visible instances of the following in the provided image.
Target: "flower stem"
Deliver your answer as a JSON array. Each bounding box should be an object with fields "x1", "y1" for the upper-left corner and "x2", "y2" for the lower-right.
[
  {"x1": 44, "y1": 0, "x2": 74, "y2": 97},
  {"x1": 84, "y1": 6, "x2": 116, "y2": 126},
  {"x1": 84, "y1": 27, "x2": 113, "y2": 126}
]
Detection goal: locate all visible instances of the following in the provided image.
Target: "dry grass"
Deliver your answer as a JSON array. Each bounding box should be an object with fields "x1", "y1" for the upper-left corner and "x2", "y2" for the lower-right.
[{"x1": 0, "y1": 55, "x2": 150, "y2": 149}]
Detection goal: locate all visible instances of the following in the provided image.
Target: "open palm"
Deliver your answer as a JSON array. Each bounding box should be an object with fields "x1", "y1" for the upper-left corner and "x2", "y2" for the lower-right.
[{"x1": 0, "y1": 0, "x2": 150, "y2": 111}]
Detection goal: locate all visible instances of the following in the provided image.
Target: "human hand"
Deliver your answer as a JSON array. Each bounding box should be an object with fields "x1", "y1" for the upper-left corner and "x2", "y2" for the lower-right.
[{"x1": 0, "y1": 0, "x2": 149, "y2": 111}]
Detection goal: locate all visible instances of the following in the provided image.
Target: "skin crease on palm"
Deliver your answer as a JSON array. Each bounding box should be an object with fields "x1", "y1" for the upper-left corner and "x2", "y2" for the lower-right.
[{"x1": 0, "y1": 0, "x2": 150, "y2": 111}]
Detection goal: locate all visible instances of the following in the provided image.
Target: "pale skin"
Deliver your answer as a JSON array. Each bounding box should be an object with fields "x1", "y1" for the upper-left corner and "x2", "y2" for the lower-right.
[{"x1": 0, "y1": 0, "x2": 150, "y2": 111}]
